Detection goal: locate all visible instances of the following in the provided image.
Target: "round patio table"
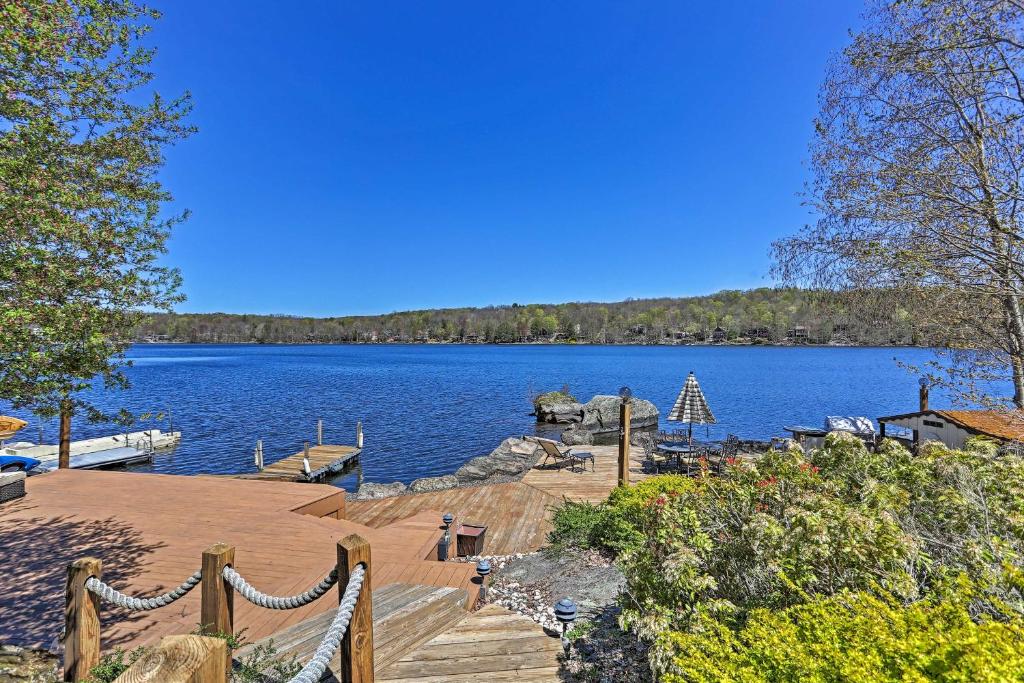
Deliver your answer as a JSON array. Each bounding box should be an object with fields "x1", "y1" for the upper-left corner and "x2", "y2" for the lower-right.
[{"x1": 656, "y1": 442, "x2": 722, "y2": 470}]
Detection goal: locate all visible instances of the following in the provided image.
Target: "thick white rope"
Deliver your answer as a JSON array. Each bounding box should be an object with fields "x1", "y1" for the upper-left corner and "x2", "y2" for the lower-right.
[
  {"x1": 288, "y1": 563, "x2": 366, "y2": 683},
  {"x1": 222, "y1": 566, "x2": 338, "y2": 609},
  {"x1": 84, "y1": 570, "x2": 202, "y2": 611}
]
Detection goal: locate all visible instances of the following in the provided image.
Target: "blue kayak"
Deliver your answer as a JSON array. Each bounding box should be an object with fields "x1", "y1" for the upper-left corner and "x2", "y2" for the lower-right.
[{"x1": 0, "y1": 454, "x2": 42, "y2": 473}]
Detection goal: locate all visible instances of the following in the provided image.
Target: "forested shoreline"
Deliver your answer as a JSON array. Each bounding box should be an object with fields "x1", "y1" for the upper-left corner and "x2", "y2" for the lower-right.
[{"x1": 132, "y1": 287, "x2": 926, "y2": 346}]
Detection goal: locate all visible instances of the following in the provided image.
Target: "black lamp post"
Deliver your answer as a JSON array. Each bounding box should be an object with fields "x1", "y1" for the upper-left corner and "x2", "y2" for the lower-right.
[
  {"x1": 476, "y1": 559, "x2": 491, "y2": 601},
  {"x1": 554, "y1": 597, "x2": 578, "y2": 653},
  {"x1": 438, "y1": 513, "x2": 455, "y2": 561}
]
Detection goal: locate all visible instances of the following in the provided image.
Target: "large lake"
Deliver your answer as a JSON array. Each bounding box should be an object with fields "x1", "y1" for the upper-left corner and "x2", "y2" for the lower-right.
[{"x1": 1, "y1": 344, "x2": 972, "y2": 490}]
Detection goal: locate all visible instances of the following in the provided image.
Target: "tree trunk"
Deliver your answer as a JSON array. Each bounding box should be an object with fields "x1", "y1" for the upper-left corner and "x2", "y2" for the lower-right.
[
  {"x1": 59, "y1": 400, "x2": 72, "y2": 469},
  {"x1": 1002, "y1": 294, "x2": 1024, "y2": 409}
]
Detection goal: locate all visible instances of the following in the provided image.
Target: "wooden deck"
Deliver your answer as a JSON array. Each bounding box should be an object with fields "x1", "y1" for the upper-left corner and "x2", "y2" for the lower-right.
[
  {"x1": 521, "y1": 443, "x2": 650, "y2": 502},
  {"x1": 377, "y1": 604, "x2": 562, "y2": 682},
  {"x1": 0, "y1": 469, "x2": 477, "y2": 651},
  {"x1": 348, "y1": 445, "x2": 650, "y2": 556},
  {"x1": 233, "y1": 444, "x2": 361, "y2": 482}
]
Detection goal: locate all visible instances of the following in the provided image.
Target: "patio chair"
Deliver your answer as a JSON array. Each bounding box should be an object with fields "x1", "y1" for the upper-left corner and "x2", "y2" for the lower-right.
[
  {"x1": 537, "y1": 439, "x2": 594, "y2": 472},
  {"x1": 642, "y1": 438, "x2": 668, "y2": 474}
]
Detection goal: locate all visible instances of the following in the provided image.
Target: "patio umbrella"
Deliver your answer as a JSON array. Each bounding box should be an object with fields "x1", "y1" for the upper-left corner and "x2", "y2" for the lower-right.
[{"x1": 668, "y1": 371, "x2": 716, "y2": 442}]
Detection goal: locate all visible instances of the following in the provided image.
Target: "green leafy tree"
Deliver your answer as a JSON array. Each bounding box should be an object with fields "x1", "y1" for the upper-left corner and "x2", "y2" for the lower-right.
[{"x1": 0, "y1": 0, "x2": 193, "y2": 466}]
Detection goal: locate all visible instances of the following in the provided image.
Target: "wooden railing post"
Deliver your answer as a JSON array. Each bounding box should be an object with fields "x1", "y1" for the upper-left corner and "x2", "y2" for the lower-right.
[
  {"x1": 64, "y1": 557, "x2": 102, "y2": 682},
  {"x1": 201, "y1": 543, "x2": 234, "y2": 677},
  {"x1": 114, "y1": 635, "x2": 227, "y2": 683},
  {"x1": 338, "y1": 534, "x2": 374, "y2": 683}
]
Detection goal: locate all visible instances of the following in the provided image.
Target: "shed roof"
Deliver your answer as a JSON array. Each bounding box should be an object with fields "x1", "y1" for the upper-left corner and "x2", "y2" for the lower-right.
[{"x1": 879, "y1": 409, "x2": 1024, "y2": 441}]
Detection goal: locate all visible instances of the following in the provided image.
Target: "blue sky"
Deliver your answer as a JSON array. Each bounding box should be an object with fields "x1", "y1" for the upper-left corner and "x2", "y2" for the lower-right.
[{"x1": 151, "y1": 1, "x2": 863, "y2": 316}]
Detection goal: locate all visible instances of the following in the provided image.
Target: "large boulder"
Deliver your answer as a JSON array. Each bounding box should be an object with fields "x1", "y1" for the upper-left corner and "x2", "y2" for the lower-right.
[
  {"x1": 561, "y1": 425, "x2": 594, "y2": 446},
  {"x1": 455, "y1": 455, "x2": 500, "y2": 482},
  {"x1": 580, "y1": 395, "x2": 659, "y2": 432},
  {"x1": 455, "y1": 437, "x2": 540, "y2": 484},
  {"x1": 354, "y1": 481, "x2": 406, "y2": 499},
  {"x1": 534, "y1": 391, "x2": 583, "y2": 424},
  {"x1": 409, "y1": 474, "x2": 459, "y2": 493},
  {"x1": 536, "y1": 401, "x2": 584, "y2": 424}
]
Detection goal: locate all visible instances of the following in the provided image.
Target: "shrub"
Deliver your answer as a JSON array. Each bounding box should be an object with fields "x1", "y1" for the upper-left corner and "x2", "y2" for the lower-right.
[
  {"x1": 549, "y1": 500, "x2": 610, "y2": 550},
  {"x1": 548, "y1": 474, "x2": 694, "y2": 552},
  {"x1": 601, "y1": 433, "x2": 1024, "y2": 679},
  {"x1": 87, "y1": 647, "x2": 148, "y2": 683},
  {"x1": 618, "y1": 447, "x2": 918, "y2": 639},
  {"x1": 655, "y1": 589, "x2": 1024, "y2": 683}
]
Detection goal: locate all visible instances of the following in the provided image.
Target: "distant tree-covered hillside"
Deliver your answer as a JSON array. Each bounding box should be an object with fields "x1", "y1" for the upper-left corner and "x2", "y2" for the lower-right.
[{"x1": 131, "y1": 288, "x2": 926, "y2": 346}]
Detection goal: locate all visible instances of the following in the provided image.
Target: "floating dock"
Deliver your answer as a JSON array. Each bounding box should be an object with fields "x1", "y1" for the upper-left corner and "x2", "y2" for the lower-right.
[
  {"x1": 5, "y1": 429, "x2": 180, "y2": 461},
  {"x1": 234, "y1": 444, "x2": 362, "y2": 483},
  {"x1": 32, "y1": 446, "x2": 153, "y2": 472}
]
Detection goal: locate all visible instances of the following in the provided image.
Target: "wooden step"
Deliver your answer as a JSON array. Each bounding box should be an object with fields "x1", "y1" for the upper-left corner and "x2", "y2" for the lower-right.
[
  {"x1": 376, "y1": 604, "x2": 562, "y2": 682},
  {"x1": 235, "y1": 583, "x2": 469, "y2": 680}
]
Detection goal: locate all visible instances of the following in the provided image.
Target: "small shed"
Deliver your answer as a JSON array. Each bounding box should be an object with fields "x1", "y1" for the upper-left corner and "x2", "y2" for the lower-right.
[{"x1": 878, "y1": 410, "x2": 1024, "y2": 450}]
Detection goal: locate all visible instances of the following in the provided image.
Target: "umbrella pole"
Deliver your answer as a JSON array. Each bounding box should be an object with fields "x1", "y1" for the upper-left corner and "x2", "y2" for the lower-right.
[{"x1": 688, "y1": 423, "x2": 693, "y2": 445}]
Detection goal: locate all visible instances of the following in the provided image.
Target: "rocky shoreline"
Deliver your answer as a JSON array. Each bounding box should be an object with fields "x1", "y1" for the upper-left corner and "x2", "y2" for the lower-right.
[
  {"x1": 351, "y1": 436, "x2": 544, "y2": 500},
  {"x1": 352, "y1": 392, "x2": 663, "y2": 500}
]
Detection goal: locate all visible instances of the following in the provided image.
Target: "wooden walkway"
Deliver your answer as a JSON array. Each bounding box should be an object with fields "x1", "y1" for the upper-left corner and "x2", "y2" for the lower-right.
[
  {"x1": 377, "y1": 604, "x2": 562, "y2": 682},
  {"x1": 348, "y1": 445, "x2": 650, "y2": 556},
  {"x1": 238, "y1": 583, "x2": 472, "y2": 678},
  {"x1": 232, "y1": 444, "x2": 361, "y2": 482},
  {"x1": 0, "y1": 469, "x2": 476, "y2": 651}
]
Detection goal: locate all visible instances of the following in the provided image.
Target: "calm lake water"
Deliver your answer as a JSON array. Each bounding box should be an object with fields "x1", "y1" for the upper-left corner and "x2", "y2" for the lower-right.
[{"x1": 0, "y1": 344, "x2": 970, "y2": 491}]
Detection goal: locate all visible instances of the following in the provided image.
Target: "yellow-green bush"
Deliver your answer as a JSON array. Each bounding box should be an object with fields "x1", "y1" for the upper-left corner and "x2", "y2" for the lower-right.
[{"x1": 656, "y1": 590, "x2": 1024, "y2": 683}]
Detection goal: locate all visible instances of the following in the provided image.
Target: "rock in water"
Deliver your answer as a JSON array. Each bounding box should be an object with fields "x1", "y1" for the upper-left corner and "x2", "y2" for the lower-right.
[
  {"x1": 580, "y1": 395, "x2": 659, "y2": 431},
  {"x1": 409, "y1": 474, "x2": 459, "y2": 492},
  {"x1": 537, "y1": 401, "x2": 584, "y2": 424},
  {"x1": 533, "y1": 391, "x2": 584, "y2": 423},
  {"x1": 354, "y1": 481, "x2": 407, "y2": 499}
]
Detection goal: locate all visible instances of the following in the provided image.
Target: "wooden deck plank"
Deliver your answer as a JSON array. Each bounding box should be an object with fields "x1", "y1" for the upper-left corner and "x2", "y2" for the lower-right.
[{"x1": 377, "y1": 604, "x2": 561, "y2": 682}]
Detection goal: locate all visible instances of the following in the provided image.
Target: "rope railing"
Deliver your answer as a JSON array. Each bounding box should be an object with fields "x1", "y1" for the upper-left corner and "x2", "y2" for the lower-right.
[
  {"x1": 63, "y1": 534, "x2": 375, "y2": 683},
  {"x1": 84, "y1": 570, "x2": 202, "y2": 611},
  {"x1": 222, "y1": 566, "x2": 338, "y2": 609},
  {"x1": 288, "y1": 563, "x2": 366, "y2": 683}
]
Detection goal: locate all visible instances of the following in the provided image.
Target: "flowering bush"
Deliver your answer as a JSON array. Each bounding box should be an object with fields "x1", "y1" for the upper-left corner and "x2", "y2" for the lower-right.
[{"x1": 567, "y1": 432, "x2": 1024, "y2": 679}]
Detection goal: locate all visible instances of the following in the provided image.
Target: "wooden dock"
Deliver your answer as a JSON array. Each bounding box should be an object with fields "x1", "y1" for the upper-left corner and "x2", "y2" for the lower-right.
[{"x1": 233, "y1": 444, "x2": 362, "y2": 483}]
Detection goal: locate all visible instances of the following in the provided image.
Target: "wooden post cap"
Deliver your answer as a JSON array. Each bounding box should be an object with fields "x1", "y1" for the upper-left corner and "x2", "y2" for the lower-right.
[{"x1": 113, "y1": 635, "x2": 227, "y2": 683}]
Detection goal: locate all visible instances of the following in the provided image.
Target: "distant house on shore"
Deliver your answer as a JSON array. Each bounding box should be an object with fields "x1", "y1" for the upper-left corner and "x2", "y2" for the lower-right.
[
  {"x1": 878, "y1": 409, "x2": 1024, "y2": 450},
  {"x1": 787, "y1": 325, "x2": 809, "y2": 340},
  {"x1": 711, "y1": 326, "x2": 727, "y2": 342}
]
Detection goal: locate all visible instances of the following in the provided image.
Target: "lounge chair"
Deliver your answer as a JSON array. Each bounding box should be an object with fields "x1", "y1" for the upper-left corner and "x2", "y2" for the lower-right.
[{"x1": 537, "y1": 439, "x2": 594, "y2": 472}]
